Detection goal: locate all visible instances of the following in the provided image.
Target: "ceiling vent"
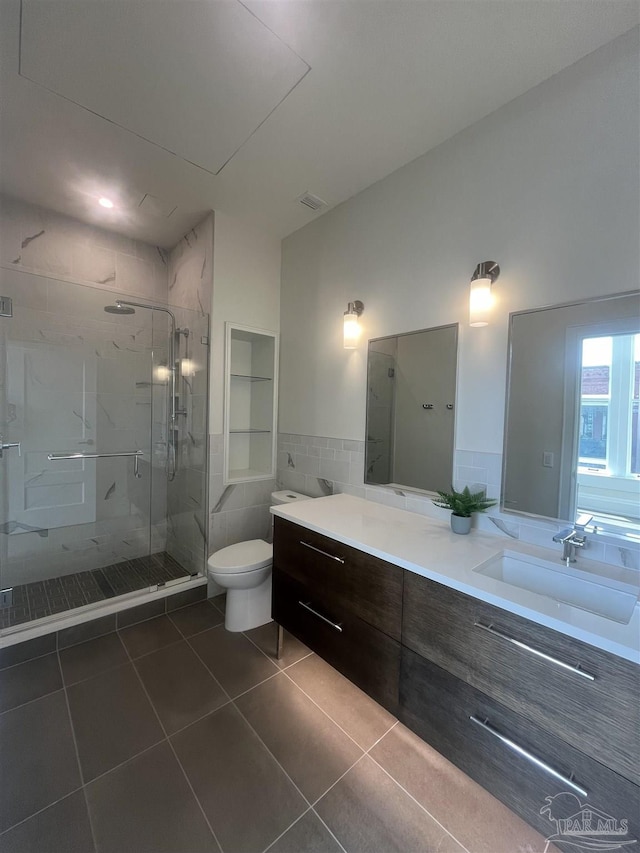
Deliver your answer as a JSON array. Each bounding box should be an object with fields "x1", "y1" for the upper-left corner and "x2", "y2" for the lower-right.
[{"x1": 297, "y1": 191, "x2": 327, "y2": 212}]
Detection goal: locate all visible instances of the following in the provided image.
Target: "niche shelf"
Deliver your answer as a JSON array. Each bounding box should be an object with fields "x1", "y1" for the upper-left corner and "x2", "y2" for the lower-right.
[{"x1": 224, "y1": 323, "x2": 278, "y2": 484}]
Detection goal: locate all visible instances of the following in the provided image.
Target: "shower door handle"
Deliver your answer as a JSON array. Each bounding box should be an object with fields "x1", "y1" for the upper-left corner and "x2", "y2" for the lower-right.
[
  {"x1": 48, "y1": 449, "x2": 144, "y2": 478},
  {"x1": 0, "y1": 435, "x2": 21, "y2": 458}
]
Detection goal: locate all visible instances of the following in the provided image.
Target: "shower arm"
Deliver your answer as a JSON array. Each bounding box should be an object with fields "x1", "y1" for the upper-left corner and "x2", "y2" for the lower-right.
[{"x1": 116, "y1": 300, "x2": 179, "y2": 478}]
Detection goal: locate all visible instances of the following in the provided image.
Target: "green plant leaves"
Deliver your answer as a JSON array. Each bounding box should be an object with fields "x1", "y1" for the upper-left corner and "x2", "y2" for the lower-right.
[{"x1": 432, "y1": 485, "x2": 497, "y2": 517}]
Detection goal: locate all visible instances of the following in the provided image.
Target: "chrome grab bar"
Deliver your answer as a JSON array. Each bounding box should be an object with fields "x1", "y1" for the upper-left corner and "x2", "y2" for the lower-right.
[
  {"x1": 469, "y1": 716, "x2": 588, "y2": 797},
  {"x1": 298, "y1": 600, "x2": 343, "y2": 632},
  {"x1": 474, "y1": 622, "x2": 595, "y2": 681},
  {"x1": 48, "y1": 450, "x2": 144, "y2": 478},
  {"x1": 300, "y1": 540, "x2": 345, "y2": 564}
]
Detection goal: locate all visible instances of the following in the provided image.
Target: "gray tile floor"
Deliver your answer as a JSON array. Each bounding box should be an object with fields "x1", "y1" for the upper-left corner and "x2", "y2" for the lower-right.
[
  {"x1": 0, "y1": 596, "x2": 554, "y2": 853},
  {"x1": 1, "y1": 552, "x2": 189, "y2": 628}
]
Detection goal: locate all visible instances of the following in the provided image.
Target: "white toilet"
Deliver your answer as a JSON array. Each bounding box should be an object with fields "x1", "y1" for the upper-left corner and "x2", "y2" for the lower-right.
[{"x1": 207, "y1": 490, "x2": 313, "y2": 632}]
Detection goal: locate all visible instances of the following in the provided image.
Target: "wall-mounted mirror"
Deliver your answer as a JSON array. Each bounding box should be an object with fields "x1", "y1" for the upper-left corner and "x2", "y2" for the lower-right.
[
  {"x1": 503, "y1": 291, "x2": 640, "y2": 533},
  {"x1": 365, "y1": 324, "x2": 458, "y2": 493}
]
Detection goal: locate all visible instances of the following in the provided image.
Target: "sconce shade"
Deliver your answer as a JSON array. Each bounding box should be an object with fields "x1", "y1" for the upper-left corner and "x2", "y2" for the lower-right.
[
  {"x1": 469, "y1": 262, "x2": 499, "y2": 327},
  {"x1": 344, "y1": 300, "x2": 364, "y2": 348}
]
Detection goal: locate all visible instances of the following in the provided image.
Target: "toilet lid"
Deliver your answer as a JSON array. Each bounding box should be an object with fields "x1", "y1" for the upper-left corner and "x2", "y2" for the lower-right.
[{"x1": 207, "y1": 539, "x2": 273, "y2": 573}]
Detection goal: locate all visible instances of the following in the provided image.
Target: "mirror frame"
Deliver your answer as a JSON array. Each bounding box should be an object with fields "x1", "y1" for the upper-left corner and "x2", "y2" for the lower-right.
[{"x1": 501, "y1": 289, "x2": 640, "y2": 542}]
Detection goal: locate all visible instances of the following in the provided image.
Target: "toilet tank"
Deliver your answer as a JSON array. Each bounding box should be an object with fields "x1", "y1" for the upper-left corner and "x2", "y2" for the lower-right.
[{"x1": 271, "y1": 490, "x2": 314, "y2": 506}]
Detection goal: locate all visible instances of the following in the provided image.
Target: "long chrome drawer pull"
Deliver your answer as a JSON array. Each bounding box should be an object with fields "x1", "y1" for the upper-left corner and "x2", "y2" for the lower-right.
[
  {"x1": 469, "y1": 716, "x2": 588, "y2": 797},
  {"x1": 300, "y1": 540, "x2": 345, "y2": 563},
  {"x1": 474, "y1": 622, "x2": 595, "y2": 682},
  {"x1": 298, "y1": 600, "x2": 343, "y2": 632}
]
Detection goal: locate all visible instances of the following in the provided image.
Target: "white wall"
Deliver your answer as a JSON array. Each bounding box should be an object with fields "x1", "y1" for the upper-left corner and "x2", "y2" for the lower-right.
[
  {"x1": 280, "y1": 29, "x2": 640, "y2": 457},
  {"x1": 211, "y1": 211, "x2": 281, "y2": 431},
  {"x1": 208, "y1": 212, "x2": 282, "y2": 561}
]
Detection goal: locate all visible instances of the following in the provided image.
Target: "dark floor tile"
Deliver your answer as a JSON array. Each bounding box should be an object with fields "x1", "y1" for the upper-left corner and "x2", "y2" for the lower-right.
[
  {"x1": 245, "y1": 622, "x2": 311, "y2": 669},
  {"x1": 67, "y1": 663, "x2": 164, "y2": 781},
  {"x1": 165, "y1": 585, "x2": 207, "y2": 611},
  {"x1": 268, "y1": 810, "x2": 342, "y2": 853},
  {"x1": 119, "y1": 614, "x2": 182, "y2": 658},
  {"x1": 60, "y1": 633, "x2": 129, "y2": 685},
  {"x1": 58, "y1": 614, "x2": 116, "y2": 649},
  {"x1": 135, "y1": 640, "x2": 227, "y2": 734},
  {"x1": 86, "y1": 742, "x2": 217, "y2": 853},
  {"x1": 210, "y1": 593, "x2": 226, "y2": 615},
  {"x1": 0, "y1": 637, "x2": 56, "y2": 671},
  {"x1": 0, "y1": 653, "x2": 62, "y2": 713},
  {"x1": 172, "y1": 704, "x2": 306, "y2": 852},
  {"x1": 0, "y1": 691, "x2": 81, "y2": 832},
  {"x1": 237, "y1": 673, "x2": 362, "y2": 802},
  {"x1": 0, "y1": 790, "x2": 94, "y2": 853},
  {"x1": 168, "y1": 600, "x2": 223, "y2": 638},
  {"x1": 189, "y1": 625, "x2": 278, "y2": 698},
  {"x1": 315, "y1": 755, "x2": 465, "y2": 853},
  {"x1": 116, "y1": 598, "x2": 165, "y2": 629},
  {"x1": 370, "y1": 722, "x2": 553, "y2": 853},
  {"x1": 287, "y1": 654, "x2": 395, "y2": 750}
]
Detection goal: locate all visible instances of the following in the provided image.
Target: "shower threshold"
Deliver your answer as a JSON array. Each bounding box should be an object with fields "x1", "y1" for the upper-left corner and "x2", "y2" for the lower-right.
[{"x1": 0, "y1": 552, "x2": 193, "y2": 629}]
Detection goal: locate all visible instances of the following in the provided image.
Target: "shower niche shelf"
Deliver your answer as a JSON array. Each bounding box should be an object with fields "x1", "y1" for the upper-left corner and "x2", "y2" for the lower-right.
[{"x1": 224, "y1": 323, "x2": 278, "y2": 484}]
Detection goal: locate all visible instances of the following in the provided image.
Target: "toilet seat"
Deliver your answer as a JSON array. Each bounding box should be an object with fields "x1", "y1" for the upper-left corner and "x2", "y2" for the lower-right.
[{"x1": 207, "y1": 539, "x2": 272, "y2": 574}]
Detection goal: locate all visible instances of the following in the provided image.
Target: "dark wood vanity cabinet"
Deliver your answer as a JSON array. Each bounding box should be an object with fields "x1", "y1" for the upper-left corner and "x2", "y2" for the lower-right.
[
  {"x1": 272, "y1": 518, "x2": 639, "y2": 842},
  {"x1": 402, "y1": 572, "x2": 640, "y2": 786},
  {"x1": 401, "y1": 647, "x2": 640, "y2": 843},
  {"x1": 272, "y1": 518, "x2": 403, "y2": 713},
  {"x1": 401, "y1": 572, "x2": 640, "y2": 843}
]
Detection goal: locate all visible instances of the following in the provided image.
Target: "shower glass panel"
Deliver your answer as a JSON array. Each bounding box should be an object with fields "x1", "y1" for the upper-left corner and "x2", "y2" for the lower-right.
[{"x1": 0, "y1": 268, "x2": 209, "y2": 634}]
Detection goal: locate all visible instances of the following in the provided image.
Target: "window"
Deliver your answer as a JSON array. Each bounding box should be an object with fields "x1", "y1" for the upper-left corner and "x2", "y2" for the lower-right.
[{"x1": 579, "y1": 333, "x2": 639, "y2": 478}]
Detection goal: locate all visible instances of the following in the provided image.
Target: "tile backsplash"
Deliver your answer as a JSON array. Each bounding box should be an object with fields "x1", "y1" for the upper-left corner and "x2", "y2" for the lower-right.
[{"x1": 277, "y1": 433, "x2": 639, "y2": 573}]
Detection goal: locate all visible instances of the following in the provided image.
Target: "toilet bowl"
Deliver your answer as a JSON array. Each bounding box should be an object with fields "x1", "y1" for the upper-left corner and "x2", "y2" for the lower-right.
[{"x1": 207, "y1": 490, "x2": 313, "y2": 632}]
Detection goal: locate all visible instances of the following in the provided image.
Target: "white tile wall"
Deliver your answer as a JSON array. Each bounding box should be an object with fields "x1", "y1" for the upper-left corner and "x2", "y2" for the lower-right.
[
  {"x1": 208, "y1": 433, "x2": 274, "y2": 555},
  {"x1": 277, "y1": 433, "x2": 640, "y2": 573}
]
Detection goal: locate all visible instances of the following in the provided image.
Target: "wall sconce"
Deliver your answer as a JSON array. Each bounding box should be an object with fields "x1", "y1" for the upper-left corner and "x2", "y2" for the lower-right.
[
  {"x1": 469, "y1": 262, "x2": 500, "y2": 327},
  {"x1": 343, "y1": 300, "x2": 364, "y2": 349}
]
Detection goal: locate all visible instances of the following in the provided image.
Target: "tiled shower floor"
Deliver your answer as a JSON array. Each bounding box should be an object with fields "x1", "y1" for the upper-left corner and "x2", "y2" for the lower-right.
[
  {"x1": 0, "y1": 597, "x2": 554, "y2": 853},
  {"x1": 0, "y1": 552, "x2": 190, "y2": 628}
]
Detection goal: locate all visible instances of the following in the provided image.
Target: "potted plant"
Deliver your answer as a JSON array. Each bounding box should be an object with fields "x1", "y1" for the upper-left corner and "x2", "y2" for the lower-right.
[{"x1": 433, "y1": 486, "x2": 497, "y2": 534}]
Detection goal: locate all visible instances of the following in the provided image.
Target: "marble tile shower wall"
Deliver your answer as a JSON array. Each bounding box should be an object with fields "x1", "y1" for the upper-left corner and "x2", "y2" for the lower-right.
[
  {"x1": 165, "y1": 218, "x2": 213, "y2": 575},
  {"x1": 167, "y1": 214, "x2": 213, "y2": 317},
  {"x1": 0, "y1": 196, "x2": 167, "y2": 302},
  {"x1": 0, "y1": 292, "x2": 167, "y2": 586},
  {"x1": 208, "y1": 434, "x2": 276, "y2": 555},
  {"x1": 277, "y1": 434, "x2": 639, "y2": 573},
  {"x1": 0, "y1": 196, "x2": 171, "y2": 586}
]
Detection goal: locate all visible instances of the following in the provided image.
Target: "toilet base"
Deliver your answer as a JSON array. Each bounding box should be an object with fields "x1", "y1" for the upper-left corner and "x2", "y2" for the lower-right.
[{"x1": 224, "y1": 575, "x2": 273, "y2": 632}]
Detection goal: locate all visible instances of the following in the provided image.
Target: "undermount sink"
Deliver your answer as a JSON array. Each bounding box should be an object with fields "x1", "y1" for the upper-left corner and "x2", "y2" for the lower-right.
[{"x1": 473, "y1": 550, "x2": 639, "y2": 624}]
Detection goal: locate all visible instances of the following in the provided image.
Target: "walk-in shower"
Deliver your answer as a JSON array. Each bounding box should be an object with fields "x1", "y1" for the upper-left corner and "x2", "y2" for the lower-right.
[
  {"x1": 0, "y1": 270, "x2": 209, "y2": 637},
  {"x1": 103, "y1": 299, "x2": 190, "y2": 482}
]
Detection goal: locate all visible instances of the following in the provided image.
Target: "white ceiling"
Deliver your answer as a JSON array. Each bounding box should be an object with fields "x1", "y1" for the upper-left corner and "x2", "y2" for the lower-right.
[{"x1": 1, "y1": 0, "x2": 638, "y2": 248}]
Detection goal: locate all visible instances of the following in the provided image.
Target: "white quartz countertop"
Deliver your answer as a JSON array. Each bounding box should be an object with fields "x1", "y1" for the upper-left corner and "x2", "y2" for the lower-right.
[{"x1": 271, "y1": 494, "x2": 640, "y2": 664}]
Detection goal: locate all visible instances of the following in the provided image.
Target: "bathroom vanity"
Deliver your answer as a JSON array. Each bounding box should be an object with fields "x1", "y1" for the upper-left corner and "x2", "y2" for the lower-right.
[{"x1": 271, "y1": 494, "x2": 640, "y2": 843}]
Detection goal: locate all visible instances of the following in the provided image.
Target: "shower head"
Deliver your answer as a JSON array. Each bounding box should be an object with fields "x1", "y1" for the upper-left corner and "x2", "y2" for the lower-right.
[{"x1": 104, "y1": 302, "x2": 135, "y2": 315}]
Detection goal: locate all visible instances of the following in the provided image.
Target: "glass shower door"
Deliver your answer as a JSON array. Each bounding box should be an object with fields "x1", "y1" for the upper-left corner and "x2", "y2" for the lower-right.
[{"x1": 0, "y1": 270, "x2": 157, "y2": 631}]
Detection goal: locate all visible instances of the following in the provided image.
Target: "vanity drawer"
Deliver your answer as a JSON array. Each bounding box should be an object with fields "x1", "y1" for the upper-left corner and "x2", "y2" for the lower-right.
[
  {"x1": 402, "y1": 572, "x2": 640, "y2": 785},
  {"x1": 272, "y1": 567, "x2": 400, "y2": 713},
  {"x1": 400, "y1": 647, "x2": 639, "y2": 844},
  {"x1": 273, "y1": 517, "x2": 403, "y2": 640}
]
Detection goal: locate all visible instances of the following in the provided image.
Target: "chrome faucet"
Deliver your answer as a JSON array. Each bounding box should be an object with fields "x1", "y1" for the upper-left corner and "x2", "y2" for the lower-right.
[{"x1": 552, "y1": 515, "x2": 593, "y2": 565}]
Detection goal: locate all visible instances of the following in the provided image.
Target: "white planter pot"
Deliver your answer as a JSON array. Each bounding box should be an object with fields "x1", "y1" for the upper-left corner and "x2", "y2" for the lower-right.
[{"x1": 450, "y1": 514, "x2": 472, "y2": 535}]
